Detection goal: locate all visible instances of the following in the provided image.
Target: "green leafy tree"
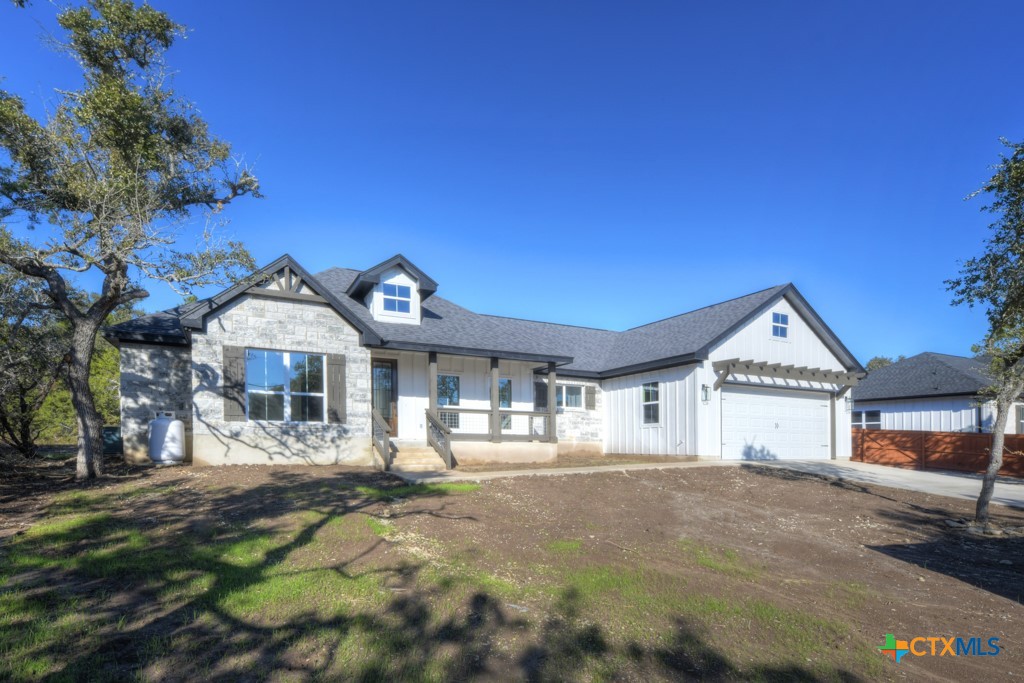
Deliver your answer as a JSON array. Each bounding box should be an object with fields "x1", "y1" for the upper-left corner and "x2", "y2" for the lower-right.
[
  {"x1": 865, "y1": 355, "x2": 906, "y2": 372},
  {"x1": 0, "y1": 0, "x2": 259, "y2": 479},
  {"x1": 948, "y1": 139, "x2": 1024, "y2": 524},
  {"x1": 0, "y1": 267, "x2": 71, "y2": 457}
]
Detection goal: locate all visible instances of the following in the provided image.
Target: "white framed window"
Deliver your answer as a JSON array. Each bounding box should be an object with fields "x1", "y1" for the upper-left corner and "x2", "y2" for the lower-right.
[
  {"x1": 557, "y1": 385, "x2": 584, "y2": 410},
  {"x1": 771, "y1": 312, "x2": 789, "y2": 339},
  {"x1": 1017, "y1": 405, "x2": 1024, "y2": 433},
  {"x1": 245, "y1": 349, "x2": 325, "y2": 423},
  {"x1": 851, "y1": 410, "x2": 881, "y2": 429},
  {"x1": 382, "y1": 283, "x2": 412, "y2": 313},
  {"x1": 437, "y1": 374, "x2": 460, "y2": 429},
  {"x1": 642, "y1": 382, "x2": 660, "y2": 425},
  {"x1": 534, "y1": 382, "x2": 587, "y2": 411}
]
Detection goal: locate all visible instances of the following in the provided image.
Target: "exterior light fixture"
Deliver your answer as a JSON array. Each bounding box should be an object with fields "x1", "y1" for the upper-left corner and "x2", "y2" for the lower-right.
[{"x1": 701, "y1": 384, "x2": 711, "y2": 402}]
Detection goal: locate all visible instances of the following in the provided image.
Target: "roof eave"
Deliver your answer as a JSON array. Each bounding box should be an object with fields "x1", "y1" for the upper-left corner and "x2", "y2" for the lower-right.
[
  {"x1": 596, "y1": 353, "x2": 704, "y2": 379},
  {"x1": 374, "y1": 340, "x2": 572, "y2": 365}
]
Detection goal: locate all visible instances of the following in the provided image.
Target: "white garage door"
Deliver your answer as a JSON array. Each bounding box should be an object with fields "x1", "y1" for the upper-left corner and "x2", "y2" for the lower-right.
[{"x1": 721, "y1": 385, "x2": 831, "y2": 460}]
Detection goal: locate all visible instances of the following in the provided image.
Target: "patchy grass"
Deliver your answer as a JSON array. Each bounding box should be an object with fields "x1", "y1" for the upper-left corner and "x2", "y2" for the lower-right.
[
  {"x1": 364, "y1": 516, "x2": 394, "y2": 537},
  {"x1": 545, "y1": 538, "x2": 583, "y2": 554},
  {"x1": 353, "y1": 482, "x2": 480, "y2": 501},
  {"x1": 678, "y1": 538, "x2": 759, "y2": 579}
]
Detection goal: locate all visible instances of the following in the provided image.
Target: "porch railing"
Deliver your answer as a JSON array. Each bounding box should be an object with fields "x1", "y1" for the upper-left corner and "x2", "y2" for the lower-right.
[
  {"x1": 425, "y1": 409, "x2": 454, "y2": 469},
  {"x1": 371, "y1": 408, "x2": 393, "y2": 471},
  {"x1": 435, "y1": 407, "x2": 553, "y2": 442}
]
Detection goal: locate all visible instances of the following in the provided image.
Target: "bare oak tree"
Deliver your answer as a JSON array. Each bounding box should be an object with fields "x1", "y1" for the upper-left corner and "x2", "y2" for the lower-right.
[
  {"x1": 948, "y1": 139, "x2": 1024, "y2": 523},
  {"x1": 0, "y1": 0, "x2": 259, "y2": 479}
]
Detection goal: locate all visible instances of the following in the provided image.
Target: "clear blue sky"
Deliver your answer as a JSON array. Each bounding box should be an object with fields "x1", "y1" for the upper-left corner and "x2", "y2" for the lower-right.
[{"x1": 3, "y1": 1, "x2": 1023, "y2": 364}]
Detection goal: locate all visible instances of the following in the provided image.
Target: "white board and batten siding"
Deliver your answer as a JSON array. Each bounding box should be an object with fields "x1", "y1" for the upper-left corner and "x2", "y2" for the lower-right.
[
  {"x1": 603, "y1": 366, "x2": 698, "y2": 455},
  {"x1": 704, "y1": 295, "x2": 853, "y2": 459},
  {"x1": 708, "y1": 297, "x2": 847, "y2": 371},
  {"x1": 602, "y1": 295, "x2": 855, "y2": 459},
  {"x1": 854, "y1": 397, "x2": 1024, "y2": 435}
]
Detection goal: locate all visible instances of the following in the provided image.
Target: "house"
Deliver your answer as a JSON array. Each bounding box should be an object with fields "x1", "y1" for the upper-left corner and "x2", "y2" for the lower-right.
[
  {"x1": 851, "y1": 352, "x2": 1024, "y2": 434},
  {"x1": 105, "y1": 254, "x2": 865, "y2": 469}
]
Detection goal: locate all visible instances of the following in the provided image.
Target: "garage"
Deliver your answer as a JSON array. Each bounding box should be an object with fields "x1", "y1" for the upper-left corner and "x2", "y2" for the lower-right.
[{"x1": 721, "y1": 385, "x2": 831, "y2": 460}]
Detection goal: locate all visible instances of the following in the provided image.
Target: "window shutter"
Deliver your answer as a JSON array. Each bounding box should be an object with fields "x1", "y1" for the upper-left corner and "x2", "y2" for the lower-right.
[
  {"x1": 585, "y1": 385, "x2": 596, "y2": 410},
  {"x1": 222, "y1": 346, "x2": 246, "y2": 422},
  {"x1": 327, "y1": 354, "x2": 346, "y2": 424},
  {"x1": 534, "y1": 381, "x2": 548, "y2": 410}
]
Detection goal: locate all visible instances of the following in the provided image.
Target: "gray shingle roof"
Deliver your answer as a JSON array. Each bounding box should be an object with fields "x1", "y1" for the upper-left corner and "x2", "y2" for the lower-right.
[
  {"x1": 851, "y1": 352, "x2": 994, "y2": 401},
  {"x1": 107, "y1": 255, "x2": 859, "y2": 377},
  {"x1": 103, "y1": 307, "x2": 190, "y2": 345}
]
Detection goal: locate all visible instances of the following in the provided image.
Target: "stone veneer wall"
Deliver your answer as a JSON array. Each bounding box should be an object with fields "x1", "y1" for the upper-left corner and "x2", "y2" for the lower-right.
[
  {"x1": 189, "y1": 296, "x2": 373, "y2": 466},
  {"x1": 120, "y1": 343, "x2": 194, "y2": 464},
  {"x1": 556, "y1": 378, "x2": 604, "y2": 456}
]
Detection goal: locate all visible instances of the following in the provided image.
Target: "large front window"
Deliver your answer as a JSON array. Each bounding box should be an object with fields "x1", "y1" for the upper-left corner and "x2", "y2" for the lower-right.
[{"x1": 246, "y1": 350, "x2": 325, "y2": 422}]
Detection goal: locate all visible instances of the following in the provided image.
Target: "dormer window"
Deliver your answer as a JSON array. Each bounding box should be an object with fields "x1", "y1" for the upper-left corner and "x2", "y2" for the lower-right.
[
  {"x1": 771, "y1": 312, "x2": 789, "y2": 339},
  {"x1": 382, "y1": 283, "x2": 411, "y2": 313}
]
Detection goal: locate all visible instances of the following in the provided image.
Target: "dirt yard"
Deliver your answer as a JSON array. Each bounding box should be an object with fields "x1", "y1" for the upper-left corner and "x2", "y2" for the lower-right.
[{"x1": 1, "y1": 460, "x2": 1021, "y2": 681}]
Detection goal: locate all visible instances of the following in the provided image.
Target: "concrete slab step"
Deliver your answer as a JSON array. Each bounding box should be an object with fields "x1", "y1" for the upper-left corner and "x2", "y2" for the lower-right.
[
  {"x1": 391, "y1": 462, "x2": 447, "y2": 472},
  {"x1": 394, "y1": 448, "x2": 438, "y2": 457}
]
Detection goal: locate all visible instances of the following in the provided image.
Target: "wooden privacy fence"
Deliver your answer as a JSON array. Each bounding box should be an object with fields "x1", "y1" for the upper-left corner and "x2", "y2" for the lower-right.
[{"x1": 852, "y1": 428, "x2": 1024, "y2": 477}]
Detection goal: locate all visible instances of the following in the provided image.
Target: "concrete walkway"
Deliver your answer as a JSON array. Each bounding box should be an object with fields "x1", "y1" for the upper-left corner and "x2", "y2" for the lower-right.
[
  {"x1": 759, "y1": 460, "x2": 1024, "y2": 510},
  {"x1": 392, "y1": 458, "x2": 1024, "y2": 509}
]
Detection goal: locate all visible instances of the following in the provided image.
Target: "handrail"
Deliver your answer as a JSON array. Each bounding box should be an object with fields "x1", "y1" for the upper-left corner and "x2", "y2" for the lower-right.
[
  {"x1": 425, "y1": 408, "x2": 454, "y2": 470},
  {"x1": 371, "y1": 408, "x2": 392, "y2": 471}
]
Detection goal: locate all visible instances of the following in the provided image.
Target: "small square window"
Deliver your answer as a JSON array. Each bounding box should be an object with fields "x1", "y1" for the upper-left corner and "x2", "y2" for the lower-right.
[
  {"x1": 382, "y1": 281, "x2": 413, "y2": 315},
  {"x1": 771, "y1": 312, "x2": 789, "y2": 338}
]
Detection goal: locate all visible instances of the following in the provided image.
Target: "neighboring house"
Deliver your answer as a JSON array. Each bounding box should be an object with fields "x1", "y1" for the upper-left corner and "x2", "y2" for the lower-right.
[
  {"x1": 851, "y1": 352, "x2": 1024, "y2": 434},
  {"x1": 105, "y1": 254, "x2": 865, "y2": 468}
]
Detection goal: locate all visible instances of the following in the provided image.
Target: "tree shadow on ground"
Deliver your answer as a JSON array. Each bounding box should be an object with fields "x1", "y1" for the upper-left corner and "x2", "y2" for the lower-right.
[
  {"x1": 2, "y1": 467, "x2": 862, "y2": 681},
  {"x1": 867, "y1": 535, "x2": 1024, "y2": 605},
  {"x1": 740, "y1": 463, "x2": 1024, "y2": 606}
]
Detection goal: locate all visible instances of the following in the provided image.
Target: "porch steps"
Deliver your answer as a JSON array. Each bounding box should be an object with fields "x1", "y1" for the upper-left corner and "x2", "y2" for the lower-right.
[{"x1": 389, "y1": 446, "x2": 447, "y2": 473}]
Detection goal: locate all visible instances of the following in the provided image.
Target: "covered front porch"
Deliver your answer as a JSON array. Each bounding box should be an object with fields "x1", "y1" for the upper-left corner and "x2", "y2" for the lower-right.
[{"x1": 368, "y1": 349, "x2": 564, "y2": 470}]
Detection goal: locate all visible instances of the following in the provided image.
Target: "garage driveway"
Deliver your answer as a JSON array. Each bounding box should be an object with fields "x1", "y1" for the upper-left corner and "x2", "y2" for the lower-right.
[{"x1": 761, "y1": 459, "x2": 1024, "y2": 510}]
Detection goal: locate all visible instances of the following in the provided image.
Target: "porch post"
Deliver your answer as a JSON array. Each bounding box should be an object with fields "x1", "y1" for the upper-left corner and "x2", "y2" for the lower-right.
[
  {"x1": 547, "y1": 362, "x2": 558, "y2": 444},
  {"x1": 829, "y1": 391, "x2": 837, "y2": 460},
  {"x1": 428, "y1": 352, "x2": 438, "y2": 412},
  {"x1": 490, "y1": 357, "x2": 500, "y2": 442}
]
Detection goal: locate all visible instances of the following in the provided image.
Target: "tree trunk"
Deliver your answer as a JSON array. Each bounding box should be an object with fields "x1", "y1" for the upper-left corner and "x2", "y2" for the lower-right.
[
  {"x1": 975, "y1": 383, "x2": 1022, "y2": 524},
  {"x1": 68, "y1": 322, "x2": 104, "y2": 480}
]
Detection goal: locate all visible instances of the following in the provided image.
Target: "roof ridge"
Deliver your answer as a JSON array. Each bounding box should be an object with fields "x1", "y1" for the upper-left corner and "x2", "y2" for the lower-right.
[
  {"x1": 622, "y1": 283, "x2": 790, "y2": 332},
  {"x1": 929, "y1": 352, "x2": 989, "y2": 377},
  {"x1": 478, "y1": 312, "x2": 616, "y2": 333}
]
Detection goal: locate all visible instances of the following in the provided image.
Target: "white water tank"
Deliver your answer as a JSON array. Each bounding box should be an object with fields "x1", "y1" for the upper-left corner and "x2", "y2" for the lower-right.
[{"x1": 148, "y1": 412, "x2": 185, "y2": 464}]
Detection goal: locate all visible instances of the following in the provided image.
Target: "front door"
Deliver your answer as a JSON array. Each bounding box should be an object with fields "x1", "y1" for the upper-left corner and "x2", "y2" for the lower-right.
[{"x1": 372, "y1": 359, "x2": 398, "y2": 434}]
